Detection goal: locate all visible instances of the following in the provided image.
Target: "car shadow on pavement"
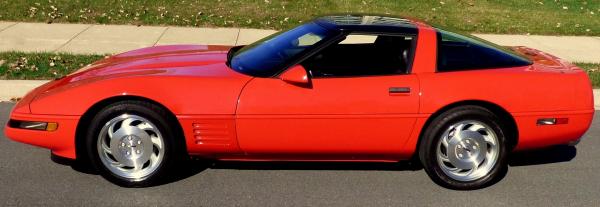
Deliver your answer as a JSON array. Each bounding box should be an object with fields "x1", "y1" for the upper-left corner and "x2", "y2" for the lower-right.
[
  {"x1": 50, "y1": 145, "x2": 576, "y2": 186},
  {"x1": 508, "y1": 145, "x2": 577, "y2": 167},
  {"x1": 210, "y1": 160, "x2": 423, "y2": 171},
  {"x1": 51, "y1": 155, "x2": 211, "y2": 186},
  {"x1": 209, "y1": 146, "x2": 577, "y2": 171}
]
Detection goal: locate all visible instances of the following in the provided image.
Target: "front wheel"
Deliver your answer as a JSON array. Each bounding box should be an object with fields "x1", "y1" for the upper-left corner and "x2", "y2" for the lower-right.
[
  {"x1": 419, "y1": 106, "x2": 508, "y2": 190},
  {"x1": 85, "y1": 100, "x2": 181, "y2": 187}
]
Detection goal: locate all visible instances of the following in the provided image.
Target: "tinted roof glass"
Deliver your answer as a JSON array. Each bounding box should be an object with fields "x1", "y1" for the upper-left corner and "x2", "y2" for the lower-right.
[
  {"x1": 315, "y1": 15, "x2": 418, "y2": 34},
  {"x1": 436, "y1": 29, "x2": 532, "y2": 72},
  {"x1": 318, "y1": 15, "x2": 413, "y2": 26}
]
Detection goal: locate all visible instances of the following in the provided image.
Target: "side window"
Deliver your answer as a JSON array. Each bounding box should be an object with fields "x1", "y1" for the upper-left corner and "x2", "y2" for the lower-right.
[
  {"x1": 302, "y1": 34, "x2": 415, "y2": 78},
  {"x1": 436, "y1": 29, "x2": 532, "y2": 72}
]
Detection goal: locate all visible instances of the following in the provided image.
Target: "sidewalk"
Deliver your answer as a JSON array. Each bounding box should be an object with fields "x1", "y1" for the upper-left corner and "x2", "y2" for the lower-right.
[
  {"x1": 1, "y1": 21, "x2": 599, "y2": 63},
  {"x1": 0, "y1": 22, "x2": 277, "y2": 55}
]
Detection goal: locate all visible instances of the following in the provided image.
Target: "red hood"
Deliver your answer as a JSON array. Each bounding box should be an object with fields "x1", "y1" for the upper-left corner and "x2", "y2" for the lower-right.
[
  {"x1": 14, "y1": 45, "x2": 251, "y2": 114},
  {"x1": 68, "y1": 44, "x2": 236, "y2": 81},
  {"x1": 20, "y1": 45, "x2": 249, "y2": 110}
]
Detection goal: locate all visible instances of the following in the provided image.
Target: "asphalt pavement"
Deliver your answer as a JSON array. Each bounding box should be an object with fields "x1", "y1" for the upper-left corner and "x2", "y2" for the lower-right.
[{"x1": 1, "y1": 102, "x2": 599, "y2": 206}]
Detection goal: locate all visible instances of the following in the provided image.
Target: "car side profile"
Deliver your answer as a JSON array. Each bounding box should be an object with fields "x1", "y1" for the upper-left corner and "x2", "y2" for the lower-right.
[{"x1": 4, "y1": 15, "x2": 594, "y2": 190}]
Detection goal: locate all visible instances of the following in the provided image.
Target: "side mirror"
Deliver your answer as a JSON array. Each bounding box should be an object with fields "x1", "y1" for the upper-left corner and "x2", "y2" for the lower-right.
[{"x1": 280, "y1": 65, "x2": 311, "y2": 88}]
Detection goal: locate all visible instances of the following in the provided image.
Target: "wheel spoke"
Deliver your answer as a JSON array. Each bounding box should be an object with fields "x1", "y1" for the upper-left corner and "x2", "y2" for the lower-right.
[
  {"x1": 466, "y1": 160, "x2": 481, "y2": 176},
  {"x1": 443, "y1": 165, "x2": 459, "y2": 172},
  {"x1": 97, "y1": 113, "x2": 165, "y2": 180},
  {"x1": 151, "y1": 135, "x2": 163, "y2": 150},
  {"x1": 121, "y1": 117, "x2": 135, "y2": 127},
  {"x1": 455, "y1": 123, "x2": 467, "y2": 132},
  {"x1": 467, "y1": 123, "x2": 485, "y2": 132},
  {"x1": 102, "y1": 142, "x2": 112, "y2": 154},
  {"x1": 441, "y1": 135, "x2": 449, "y2": 148},
  {"x1": 107, "y1": 124, "x2": 115, "y2": 139},
  {"x1": 453, "y1": 128, "x2": 465, "y2": 141},
  {"x1": 132, "y1": 163, "x2": 142, "y2": 171},
  {"x1": 137, "y1": 122, "x2": 154, "y2": 130},
  {"x1": 439, "y1": 154, "x2": 451, "y2": 163},
  {"x1": 484, "y1": 134, "x2": 497, "y2": 146},
  {"x1": 150, "y1": 153, "x2": 158, "y2": 165},
  {"x1": 436, "y1": 120, "x2": 500, "y2": 182},
  {"x1": 111, "y1": 161, "x2": 124, "y2": 168}
]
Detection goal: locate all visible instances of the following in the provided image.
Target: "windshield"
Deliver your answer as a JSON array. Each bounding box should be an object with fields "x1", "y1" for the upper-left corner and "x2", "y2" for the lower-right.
[{"x1": 229, "y1": 22, "x2": 336, "y2": 77}]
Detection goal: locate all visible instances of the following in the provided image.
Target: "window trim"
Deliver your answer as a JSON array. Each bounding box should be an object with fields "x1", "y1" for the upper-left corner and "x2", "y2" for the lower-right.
[{"x1": 277, "y1": 31, "x2": 419, "y2": 79}]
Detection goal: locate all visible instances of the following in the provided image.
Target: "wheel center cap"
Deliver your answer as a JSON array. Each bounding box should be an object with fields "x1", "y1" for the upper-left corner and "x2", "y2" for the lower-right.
[
  {"x1": 118, "y1": 135, "x2": 143, "y2": 158},
  {"x1": 109, "y1": 126, "x2": 153, "y2": 167},
  {"x1": 455, "y1": 139, "x2": 479, "y2": 159},
  {"x1": 447, "y1": 131, "x2": 488, "y2": 169}
]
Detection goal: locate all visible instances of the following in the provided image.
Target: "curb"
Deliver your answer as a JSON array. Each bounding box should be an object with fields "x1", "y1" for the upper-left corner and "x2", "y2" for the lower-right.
[
  {"x1": 595, "y1": 89, "x2": 600, "y2": 110},
  {"x1": 1, "y1": 80, "x2": 598, "y2": 110}
]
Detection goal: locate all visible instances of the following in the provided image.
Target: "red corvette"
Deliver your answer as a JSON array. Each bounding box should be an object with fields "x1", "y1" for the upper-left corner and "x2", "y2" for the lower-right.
[{"x1": 4, "y1": 15, "x2": 594, "y2": 189}]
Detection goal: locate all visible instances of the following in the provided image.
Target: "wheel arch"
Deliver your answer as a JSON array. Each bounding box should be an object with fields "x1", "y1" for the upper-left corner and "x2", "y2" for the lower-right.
[
  {"x1": 417, "y1": 100, "x2": 519, "y2": 153},
  {"x1": 74, "y1": 95, "x2": 186, "y2": 162}
]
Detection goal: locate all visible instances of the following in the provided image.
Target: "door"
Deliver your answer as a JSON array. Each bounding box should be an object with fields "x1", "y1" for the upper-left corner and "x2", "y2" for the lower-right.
[{"x1": 235, "y1": 33, "x2": 421, "y2": 156}]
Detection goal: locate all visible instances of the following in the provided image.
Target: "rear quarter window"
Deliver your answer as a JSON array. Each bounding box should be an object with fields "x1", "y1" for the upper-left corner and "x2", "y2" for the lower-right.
[{"x1": 436, "y1": 29, "x2": 532, "y2": 72}]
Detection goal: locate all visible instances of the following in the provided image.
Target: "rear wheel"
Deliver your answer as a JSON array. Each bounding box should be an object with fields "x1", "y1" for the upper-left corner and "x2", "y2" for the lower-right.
[
  {"x1": 85, "y1": 100, "x2": 181, "y2": 187},
  {"x1": 419, "y1": 106, "x2": 508, "y2": 190}
]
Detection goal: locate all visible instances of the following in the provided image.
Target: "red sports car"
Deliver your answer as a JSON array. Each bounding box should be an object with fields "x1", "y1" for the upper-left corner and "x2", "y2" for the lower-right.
[{"x1": 5, "y1": 15, "x2": 594, "y2": 189}]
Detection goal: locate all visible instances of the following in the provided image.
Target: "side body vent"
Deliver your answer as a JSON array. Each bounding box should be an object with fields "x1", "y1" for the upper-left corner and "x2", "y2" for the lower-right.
[
  {"x1": 193, "y1": 122, "x2": 231, "y2": 144},
  {"x1": 177, "y1": 115, "x2": 241, "y2": 154}
]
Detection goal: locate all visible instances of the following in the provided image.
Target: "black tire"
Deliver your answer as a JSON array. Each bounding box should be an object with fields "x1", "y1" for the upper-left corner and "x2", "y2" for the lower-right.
[
  {"x1": 84, "y1": 100, "x2": 184, "y2": 187},
  {"x1": 418, "y1": 105, "x2": 508, "y2": 190}
]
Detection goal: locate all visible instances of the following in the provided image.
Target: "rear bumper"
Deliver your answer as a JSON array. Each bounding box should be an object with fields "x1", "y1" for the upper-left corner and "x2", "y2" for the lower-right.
[
  {"x1": 513, "y1": 109, "x2": 594, "y2": 151},
  {"x1": 4, "y1": 112, "x2": 80, "y2": 159}
]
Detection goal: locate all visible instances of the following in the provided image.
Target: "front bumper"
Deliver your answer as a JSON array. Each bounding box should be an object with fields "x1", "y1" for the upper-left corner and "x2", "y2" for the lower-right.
[{"x1": 4, "y1": 112, "x2": 80, "y2": 159}]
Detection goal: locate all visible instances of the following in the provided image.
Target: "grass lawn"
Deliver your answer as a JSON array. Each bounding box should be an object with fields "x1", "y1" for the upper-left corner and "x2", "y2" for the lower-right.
[
  {"x1": 0, "y1": 52, "x2": 105, "y2": 80},
  {"x1": 0, "y1": 0, "x2": 598, "y2": 36},
  {"x1": 578, "y1": 63, "x2": 600, "y2": 88},
  {"x1": 1, "y1": 52, "x2": 599, "y2": 88}
]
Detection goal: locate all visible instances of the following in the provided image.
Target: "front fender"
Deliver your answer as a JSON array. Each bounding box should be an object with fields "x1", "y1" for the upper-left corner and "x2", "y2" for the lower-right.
[{"x1": 29, "y1": 74, "x2": 251, "y2": 116}]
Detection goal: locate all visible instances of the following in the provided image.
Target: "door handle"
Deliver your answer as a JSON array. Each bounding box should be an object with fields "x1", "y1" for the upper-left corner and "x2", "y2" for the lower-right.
[{"x1": 389, "y1": 87, "x2": 411, "y2": 95}]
